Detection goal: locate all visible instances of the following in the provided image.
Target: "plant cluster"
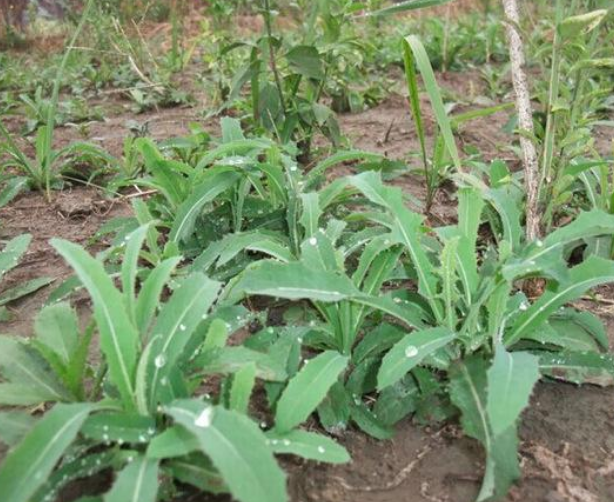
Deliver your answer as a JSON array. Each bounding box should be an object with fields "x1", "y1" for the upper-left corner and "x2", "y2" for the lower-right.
[{"x1": 0, "y1": 2, "x2": 613, "y2": 502}]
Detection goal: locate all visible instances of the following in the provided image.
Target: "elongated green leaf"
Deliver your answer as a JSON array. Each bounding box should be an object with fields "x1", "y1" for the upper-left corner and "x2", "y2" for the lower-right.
[
  {"x1": 506, "y1": 257, "x2": 614, "y2": 346},
  {"x1": 538, "y1": 351, "x2": 614, "y2": 386},
  {"x1": 377, "y1": 328, "x2": 455, "y2": 390},
  {"x1": 486, "y1": 348, "x2": 539, "y2": 437},
  {"x1": 305, "y1": 150, "x2": 382, "y2": 188},
  {"x1": 165, "y1": 454, "x2": 226, "y2": 494},
  {"x1": 299, "y1": 193, "x2": 322, "y2": 239},
  {"x1": 0, "y1": 335, "x2": 69, "y2": 404},
  {"x1": 353, "y1": 294, "x2": 428, "y2": 329},
  {"x1": 0, "y1": 234, "x2": 31, "y2": 278},
  {"x1": 403, "y1": 35, "x2": 461, "y2": 171},
  {"x1": 34, "y1": 302, "x2": 79, "y2": 365},
  {"x1": 0, "y1": 403, "x2": 93, "y2": 502},
  {"x1": 369, "y1": 0, "x2": 453, "y2": 17},
  {"x1": 449, "y1": 358, "x2": 520, "y2": 501},
  {"x1": 32, "y1": 451, "x2": 116, "y2": 502},
  {"x1": 135, "y1": 256, "x2": 182, "y2": 334},
  {"x1": 235, "y1": 261, "x2": 359, "y2": 302},
  {"x1": 350, "y1": 399, "x2": 394, "y2": 440},
  {"x1": 104, "y1": 455, "x2": 159, "y2": 502},
  {"x1": 81, "y1": 412, "x2": 156, "y2": 444},
  {"x1": 166, "y1": 400, "x2": 287, "y2": 502},
  {"x1": 147, "y1": 425, "x2": 199, "y2": 459},
  {"x1": 229, "y1": 363, "x2": 257, "y2": 414},
  {"x1": 169, "y1": 170, "x2": 241, "y2": 243},
  {"x1": 266, "y1": 430, "x2": 350, "y2": 464},
  {"x1": 121, "y1": 225, "x2": 151, "y2": 322},
  {"x1": 0, "y1": 411, "x2": 37, "y2": 447},
  {"x1": 0, "y1": 276, "x2": 55, "y2": 306},
  {"x1": 52, "y1": 239, "x2": 138, "y2": 408},
  {"x1": 558, "y1": 9, "x2": 607, "y2": 39},
  {"x1": 148, "y1": 273, "x2": 222, "y2": 408},
  {"x1": 275, "y1": 351, "x2": 348, "y2": 433},
  {"x1": 0, "y1": 177, "x2": 28, "y2": 209}
]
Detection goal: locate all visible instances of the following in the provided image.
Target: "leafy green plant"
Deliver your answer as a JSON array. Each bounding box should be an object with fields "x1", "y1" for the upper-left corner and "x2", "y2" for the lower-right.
[
  {"x1": 535, "y1": 6, "x2": 613, "y2": 229},
  {"x1": 0, "y1": 227, "x2": 349, "y2": 502},
  {"x1": 0, "y1": 234, "x2": 53, "y2": 321},
  {"x1": 114, "y1": 119, "x2": 382, "y2": 268},
  {"x1": 229, "y1": 171, "x2": 614, "y2": 498},
  {"x1": 0, "y1": 0, "x2": 112, "y2": 200}
]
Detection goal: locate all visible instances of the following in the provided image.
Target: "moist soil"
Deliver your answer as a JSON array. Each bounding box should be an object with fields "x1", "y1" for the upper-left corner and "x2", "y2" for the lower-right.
[{"x1": 0, "y1": 64, "x2": 613, "y2": 502}]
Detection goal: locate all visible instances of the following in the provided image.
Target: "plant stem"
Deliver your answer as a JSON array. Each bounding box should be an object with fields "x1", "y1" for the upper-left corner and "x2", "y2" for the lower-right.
[
  {"x1": 501, "y1": 0, "x2": 541, "y2": 241},
  {"x1": 262, "y1": 0, "x2": 287, "y2": 116}
]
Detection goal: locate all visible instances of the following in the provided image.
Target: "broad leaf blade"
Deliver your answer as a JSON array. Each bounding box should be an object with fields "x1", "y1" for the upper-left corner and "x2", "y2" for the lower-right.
[
  {"x1": 486, "y1": 348, "x2": 539, "y2": 437},
  {"x1": 104, "y1": 455, "x2": 159, "y2": 502},
  {"x1": 377, "y1": 327, "x2": 455, "y2": 390},
  {"x1": 52, "y1": 239, "x2": 139, "y2": 408},
  {"x1": 275, "y1": 351, "x2": 349, "y2": 433},
  {"x1": 0, "y1": 403, "x2": 93, "y2": 502},
  {"x1": 165, "y1": 400, "x2": 287, "y2": 502}
]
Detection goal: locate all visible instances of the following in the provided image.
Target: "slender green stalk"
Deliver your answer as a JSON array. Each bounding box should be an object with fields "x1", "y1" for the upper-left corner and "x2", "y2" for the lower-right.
[
  {"x1": 43, "y1": 0, "x2": 95, "y2": 200},
  {"x1": 539, "y1": 0, "x2": 564, "y2": 194},
  {"x1": 262, "y1": 0, "x2": 287, "y2": 116}
]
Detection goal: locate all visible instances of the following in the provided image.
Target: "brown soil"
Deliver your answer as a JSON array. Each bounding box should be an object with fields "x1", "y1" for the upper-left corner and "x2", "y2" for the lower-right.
[{"x1": 0, "y1": 56, "x2": 613, "y2": 502}]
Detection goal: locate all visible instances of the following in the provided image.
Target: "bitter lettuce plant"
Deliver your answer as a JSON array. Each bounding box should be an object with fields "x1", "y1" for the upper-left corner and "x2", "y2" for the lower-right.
[
  {"x1": 0, "y1": 226, "x2": 349, "y2": 502},
  {"x1": 230, "y1": 171, "x2": 614, "y2": 499}
]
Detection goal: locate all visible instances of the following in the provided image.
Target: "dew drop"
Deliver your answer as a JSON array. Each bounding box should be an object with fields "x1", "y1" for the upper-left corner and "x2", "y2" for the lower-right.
[
  {"x1": 154, "y1": 354, "x2": 167, "y2": 368},
  {"x1": 309, "y1": 237, "x2": 317, "y2": 246},
  {"x1": 179, "y1": 324, "x2": 187, "y2": 331},
  {"x1": 405, "y1": 345, "x2": 419, "y2": 358},
  {"x1": 195, "y1": 407, "x2": 214, "y2": 428},
  {"x1": 536, "y1": 240, "x2": 544, "y2": 248},
  {"x1": 283, "y1": 439, "x2": 291, "y2": 446},
  {"x1": 318, "y1": 446, "x2": 325, "y2": 454}
]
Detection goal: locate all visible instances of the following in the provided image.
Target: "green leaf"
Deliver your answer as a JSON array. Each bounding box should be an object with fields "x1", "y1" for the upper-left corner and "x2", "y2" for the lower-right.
[
  {"x1": 169, "y1": 170, "x2": 241, "y2": 243},
  {"x1": 0, "y1": 234, "x2": 31, "y2": 278},
  {"x1": 34, "y1": 302, "x2": 79, "y2": 366},
  {"x1": 147, "y1": 273, "x2": 222, "y2": 407},
  {"x1": 299, "y1": 193, "x2": 322, "y2": 239},
  {"x1": 52, "y1": 239, "x2": 139, "y2": 409},
  {"x1": 0, "y1": 277, "x2": 55, "y2": 306},
  {"x1": 538, "y1": 351, "x2": 614, "y2": 387},
  {"x1": 0, "y1": 335, "x2": 69, "y2": 404},
  {"x1": 266, "y1": 430, "x2": 350, "y2": 464},
  {"x1": 0, "y1": 403, "x2": 93, "y2": 502},
  {"x1": 121, "y1": 224, "x2": 151, "y2": 323},
  {"x1": 165, "y1": 454, "x2": 226, "y2": 494},
  {"x1": 377, "y1": 327, "x2": 455, "y2": 390},
  {"x1": 403, "y1": 35, "x2": 461, "y2": 171},
  {"x1": 81, "y1": 412, "x2": 156, "y2": 444},
  {"x1": 275, "y1": 351, "x2": 349, "y2": 433},
  {"x1": 350, "y1": 399, "x2": 394, "y2": 440},
  {"x1": 165, "y1": 400, "x2": 287, "y2": 502},
  {"x1": 285, "y1": 45, "x2": 324, "y2": 80},
  {"x1": 506, "y1": 257, "x2": 614, "y2": 346},
  {"x1": 235, "y1": 261, "x2": 359, "y2": 302},
  {"x1": 486, "y1": 348, "x2": 539, "y2": 437},
  {"x1": 0, "y1": 411, "x2": 37, "y2": 447},
  {"x1": 134, "y1": 256, "x2": 182, "y2": 334},
  {"x1": 229, "y1": 363, "x2": 257, "y2": 415},
  {"x1": 104, "y1": 455, "x2": 159, "y2": 502},
  {"x1": 147, "y1": 425, "x2": 199, "y2": 459},
  {"x1": 449, "y1": 358, "x2": 521, "y2": 501},
  {"x1": 0, "y1": 177, "x2": 28, "y2": 209},
  {"x1": 369, "y1": 0, "x2": 453, "y2": 17},
  {"x1": 558, "y1": 10, "x2": 607, "y2": 40}
]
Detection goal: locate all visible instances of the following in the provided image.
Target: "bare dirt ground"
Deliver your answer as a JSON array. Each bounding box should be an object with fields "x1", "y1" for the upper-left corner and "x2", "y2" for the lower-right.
[{"x1": 0, "y1": 33, "x2": 613, "y2": 502}]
